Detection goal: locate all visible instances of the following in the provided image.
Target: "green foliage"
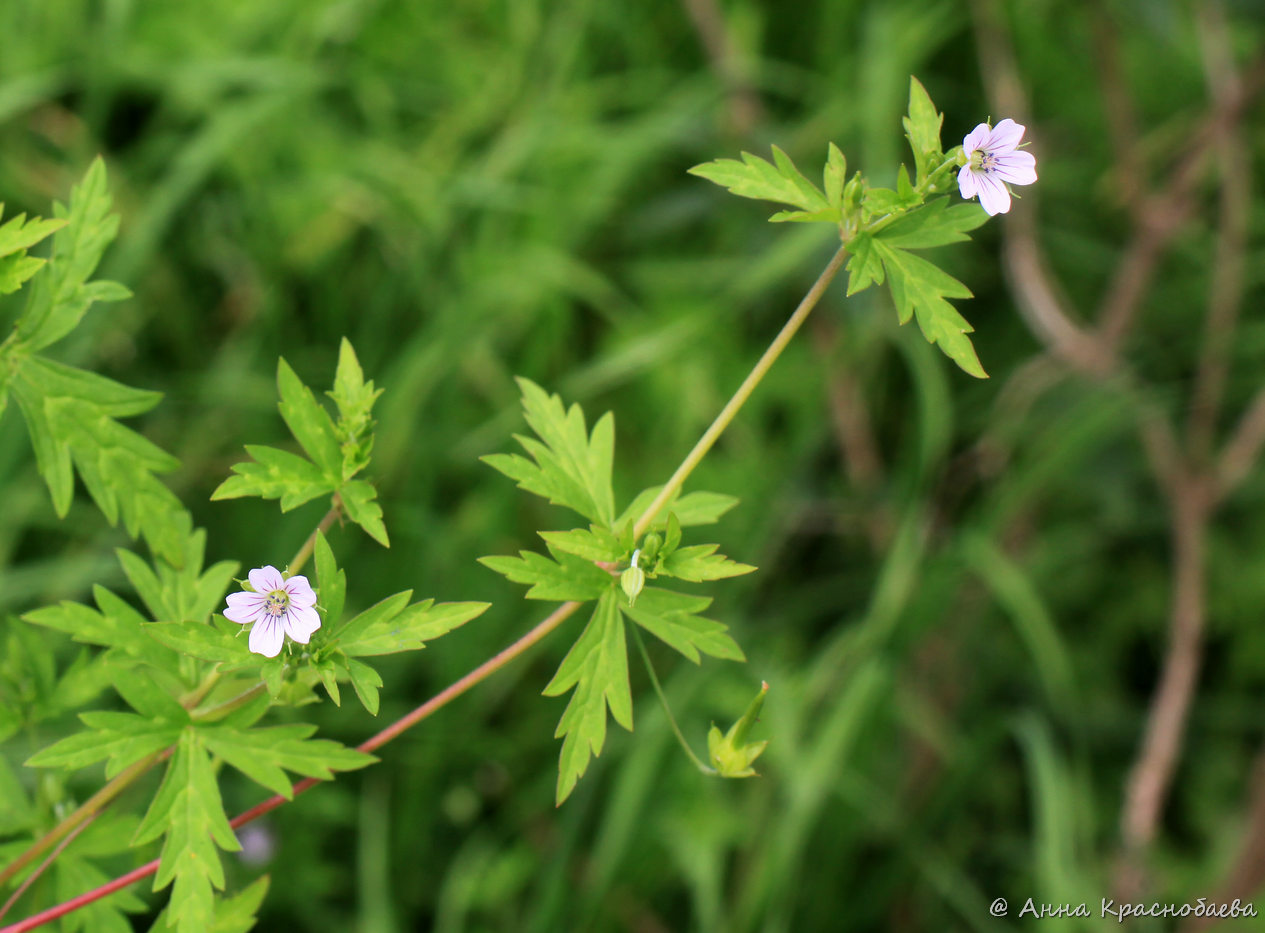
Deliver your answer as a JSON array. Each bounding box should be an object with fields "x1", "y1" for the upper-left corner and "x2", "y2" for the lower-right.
[
  {"x1": 543, "y1": 591, "x2": 632, "y2": 803},
  {"x1": 689, "y1": 146, "x2": 839, "y2": 224},
  {"x1": 133, "y1": 730, "x2": 240, "y2": 933},
  {"x1": 707, "y1": 681, "x2": 769, "y2": 778},
  {"x1": 483, "y1": 378, "x2": 616, "y2": 526},
  {"x1": 483, "y1": 380, "x2": 751, "y2": 802},
  {"x1": 212, "y1": 339, "x2": 389, "y2": 546},
  {"x1": 0, "y1": 205, "x2": 64, "y2": 297}
]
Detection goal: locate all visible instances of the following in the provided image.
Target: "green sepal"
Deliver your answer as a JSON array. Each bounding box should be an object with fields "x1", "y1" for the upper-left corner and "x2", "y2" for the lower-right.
[{"x1": 707, "y1": 681, "x2": 769, "y2": 778}]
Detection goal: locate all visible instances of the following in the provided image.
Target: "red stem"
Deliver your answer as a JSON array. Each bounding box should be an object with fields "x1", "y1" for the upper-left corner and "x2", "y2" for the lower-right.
[{"x1": 0, "y1": 601, "x2": 581, "y2": 933}]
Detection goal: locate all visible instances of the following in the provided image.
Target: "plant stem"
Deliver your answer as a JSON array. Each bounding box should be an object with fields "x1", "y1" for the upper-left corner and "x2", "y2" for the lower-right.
[
  {"x1": 288, "y1": 496, "x2": 343, "y2": 577},
  {"x1": 633, "y1": 245, "x2": 847, "y2": 538},
  {"x1": 5, "y1": 245, "x2": 850, "y2": 932},
  {"x1": 630, "y1": 625, "x2": 715, "y2": 775},
  {"x1": 0, "y1": 500, "x2": 342, "y2": 895},
  {"x1": 191, "y1": 683, "x2": 268, "y2": 723},
  {"x1": 0, "y1": 751, "x2": 167, "y2": 891},
  {"x1": 0, "y1": 816, "x2": 96, "y2": 923}
]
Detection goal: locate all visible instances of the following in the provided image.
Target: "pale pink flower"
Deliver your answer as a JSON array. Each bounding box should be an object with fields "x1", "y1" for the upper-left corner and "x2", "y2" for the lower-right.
[
  {"x1": 957, "y1": 118, "x2": 1037, "y2": 216},
  {"x1": 223, "y1": 565, "x2": 320, "y2": 658}
]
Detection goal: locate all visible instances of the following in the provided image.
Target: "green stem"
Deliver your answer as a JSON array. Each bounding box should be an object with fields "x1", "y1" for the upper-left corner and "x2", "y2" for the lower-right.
[
  {"x1": 191, "y1": 683, "x2": 268, "y2": 723},
  {"x1": 631, "y1": 624, "x2": 715, "y2": 775},
  {"x1": 0, "y1": 751, "x2": 166, "y2": 890},
  {"x1": 288, "y1": 495, "x2": 343, "y2": 577},
  {"x1": 633, "y1": 246, "x2": 847, "y2": 538}
]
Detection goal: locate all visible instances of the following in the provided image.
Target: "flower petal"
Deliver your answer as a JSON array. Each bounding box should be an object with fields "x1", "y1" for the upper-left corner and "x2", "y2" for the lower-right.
[
  {"x1": 962, "y1": 123, "x2": 991, "y2": 155},
  {"x1": 249, "y1": 617, "x2": 286, "y2": 657},
  {"x1": 958, "y1": 164, "x2": 980, "y2": 199},
  {"x1": 284, "y1": 574, "x2": 317, "y2": 607},
  {"x1": 976, "y1": 173, "x2": 1012, "y2": 215},
  {"x1": 285, "y1": 604, "x2": 322, "y2": 643},
  {"x1": 993, "y1": 150, "x2": 1037, "y2": 186},
  {"x1": 224, "y1": 591, "x2": 266, "y2": 625},
  {"x1": 986, "y1": 118, "x2": 1025, "y2": 153},
  {"x1": 249, "y1": 566, "x2": 285, "y2": 594}
]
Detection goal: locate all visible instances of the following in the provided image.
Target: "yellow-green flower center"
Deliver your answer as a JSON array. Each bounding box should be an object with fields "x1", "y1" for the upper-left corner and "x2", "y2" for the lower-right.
[
  {"x1": 971, "y1": 149, "x2": 999, "y2": 174},
  {"x1": 263, "y1": 589, "x2": 290, "y2": 618}
]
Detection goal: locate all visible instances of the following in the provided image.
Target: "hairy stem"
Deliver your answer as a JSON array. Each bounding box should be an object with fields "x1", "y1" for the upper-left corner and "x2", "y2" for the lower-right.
[{"x1": 633, "y1": 245, "x2": 847, "y2": 538}]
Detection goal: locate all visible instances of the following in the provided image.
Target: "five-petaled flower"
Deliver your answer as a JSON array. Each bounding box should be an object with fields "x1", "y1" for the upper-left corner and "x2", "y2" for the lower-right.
[
  {"x1": 957, "y1": 118, "x2": 1037, "y2": 216},
  {"x1": 223, "y1": 566, "x2": 321, "y2": 658}
]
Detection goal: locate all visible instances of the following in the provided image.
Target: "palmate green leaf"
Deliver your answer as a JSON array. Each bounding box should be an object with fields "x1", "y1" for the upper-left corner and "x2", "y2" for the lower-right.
[
  {"x1": 660, "y1": 544, "x2": 756, "y2": 582},
  {"x1": 689, "y1": 146, "x2": 837, "y2": 224},
  {"x1": 23, "y1": 584, "x2": 177, "y2": 671},
  {"x1": 148, "y1": 877, "x2": 270, "y2": 933},
  {"x1": 9, "y1": 355, "x2": 192, "y2": 563},
  {"x1": 544, "y1": 591, "x2": 632, "y2": 804},
  {"x1": 210, "y1": 445, "x2": 334, "y2": 511},
  {"x1": 55, "y1": 822, "x2": 149, "y2": 933},
  {"x1": 15, "y1": 158, "x2": 131, "y2": 353},
  {"x1": 26, "y1": 711, "x2": 181, "y2": 778},
  {"x1": 622, "y1": 586, "x2": 745, "y2": 664},
  {"x1": 479, "y1": 546, "x2": 613, "y2": 601},
  {"x1": 872, "y1": 239, "x2": 985, "y2": 378},
  {"x1": 614, "y1": 488, "x2": 739, "y2": 530},
  {"x1": 538, "y1": 525, "x2": 622, "y2": 562},
  {"x1": 484, "y1": 378, "x2": 616, "y2": 525},
  {"x1": 876, "y1": 199, "x2": 988, "y2": 249},
  {"x1": 201, "y1": 723, "x2": 374, "y2": 799},
  {"x1": 144, "y1": 619, "x2": 254, "y2": 666},
  {"x1": 215, "y1": 345, "x2": 389, "y2": 546},
  {"x1": 116, "y1": 530, "x2": 239, "y2": 624},
  {"x1": 134, "y1": 729, "x2": 239, "y2": 933},
  {"x1": 338, "y1": 600, "x2": 488, "y2": 657}
]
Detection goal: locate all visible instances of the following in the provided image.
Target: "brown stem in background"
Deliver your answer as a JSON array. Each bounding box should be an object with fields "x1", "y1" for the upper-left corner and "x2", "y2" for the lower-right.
[
  {"x1": 970, "y1": 0, "x2": 1265, "y2": 902},
  {"x1": 679, "y1": 0, "x2": 763, "y2": 135}
]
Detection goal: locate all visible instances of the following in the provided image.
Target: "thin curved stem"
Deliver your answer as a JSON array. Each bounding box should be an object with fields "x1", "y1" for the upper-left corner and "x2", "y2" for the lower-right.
[
  {"x1": 0, "y1": 816, "x2": 96, "y2": 923},
  {"x1": 633, "y1": 245, "x2": 847, "y2": 538},
  {"x1": 631, "y1": 624, "x2": 715, "y2": 775}
]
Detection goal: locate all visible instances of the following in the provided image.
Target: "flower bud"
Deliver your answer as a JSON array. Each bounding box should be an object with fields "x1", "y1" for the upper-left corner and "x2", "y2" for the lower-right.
[{"x1": 707, "y1": 681, "x2": 770, "y2": 778}]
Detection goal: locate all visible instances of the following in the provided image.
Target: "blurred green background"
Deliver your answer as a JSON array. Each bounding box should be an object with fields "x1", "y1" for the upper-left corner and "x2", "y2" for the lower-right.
[{"x1": 3, "y1": 0, "x2": 1265, "y2": 929}]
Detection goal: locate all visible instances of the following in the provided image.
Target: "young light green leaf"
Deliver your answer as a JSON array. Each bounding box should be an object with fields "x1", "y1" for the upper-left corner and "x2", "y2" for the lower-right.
[
  {"x1": 485, "y1": 379, "x2": 616, "y2": 525},
  {"x1": 10, "y1": 356, "x2": 191, "y2": 563},
  {"x1": 340, "y1": 479, "x2": 389, "y2": 546},
  {"x1": 144, "y1": 620, "x2": 254, "y2": 666},
  {"x1": 479, "y1": 548, "x2": 613, "y2": 602},
  {"x1": 538, "y1": 525, "x2": 622, "y2": 562},
  {"x1": 15, "y1": 158, "x2": 131, "y2": 352},
  {"x1": 688, "y1": 147, "x2": 830, "y2": 217},
  {"x1": 544, "y1": 591, "x2": 632, "y2": 803},
  {"x1": 615, "y1": 488, "x2": 739, "y2": 530},
  {"x1": 201, "y1": 723, "x2": 375, "y2": 799},
  {"x1": 872, "y1": 239, "x2": 986, "y2": 378},
  {"x1": 116, "y1": 532, "x2": 239, "y2": 624},
  {"x1": 660, "y1": 544, "x2": 756, "y2": 582},
  {"x1": 622, "y1": 586, "x2": 745, "y2": 663},
  {"x1": 276, "y1": 358, "x2": 342, "y2": 478},
  {"x1": 26, "y1": 713, "x2": 180, "y2": 775},
  {"x1": 148, "y1": 877, "x2": 271, "y2": 933},
  {"x1": 133, "y1": 729, "x2": 240, "y2": 933},
  {"x1": 328, "y1": 338, "x2": 381, "y2": 479},
  {"x1": 210, "y1": 444, "x2": 334, "y2": 511},
  {"x1": 876, "y1": 198, "x2": 987, "y2": 249},
  {"x1": 0, "y1": 208, "x2": 67, "y2": 294},
  {"x1": 23, "y1": 585, "x2": 176, "y2": 670},
  {"x1": 844, "y1": 234, "x2": 885, "y2": 297},
  {"x1": 339, "y1": 600, "x2": 488, "y2": 657}
]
